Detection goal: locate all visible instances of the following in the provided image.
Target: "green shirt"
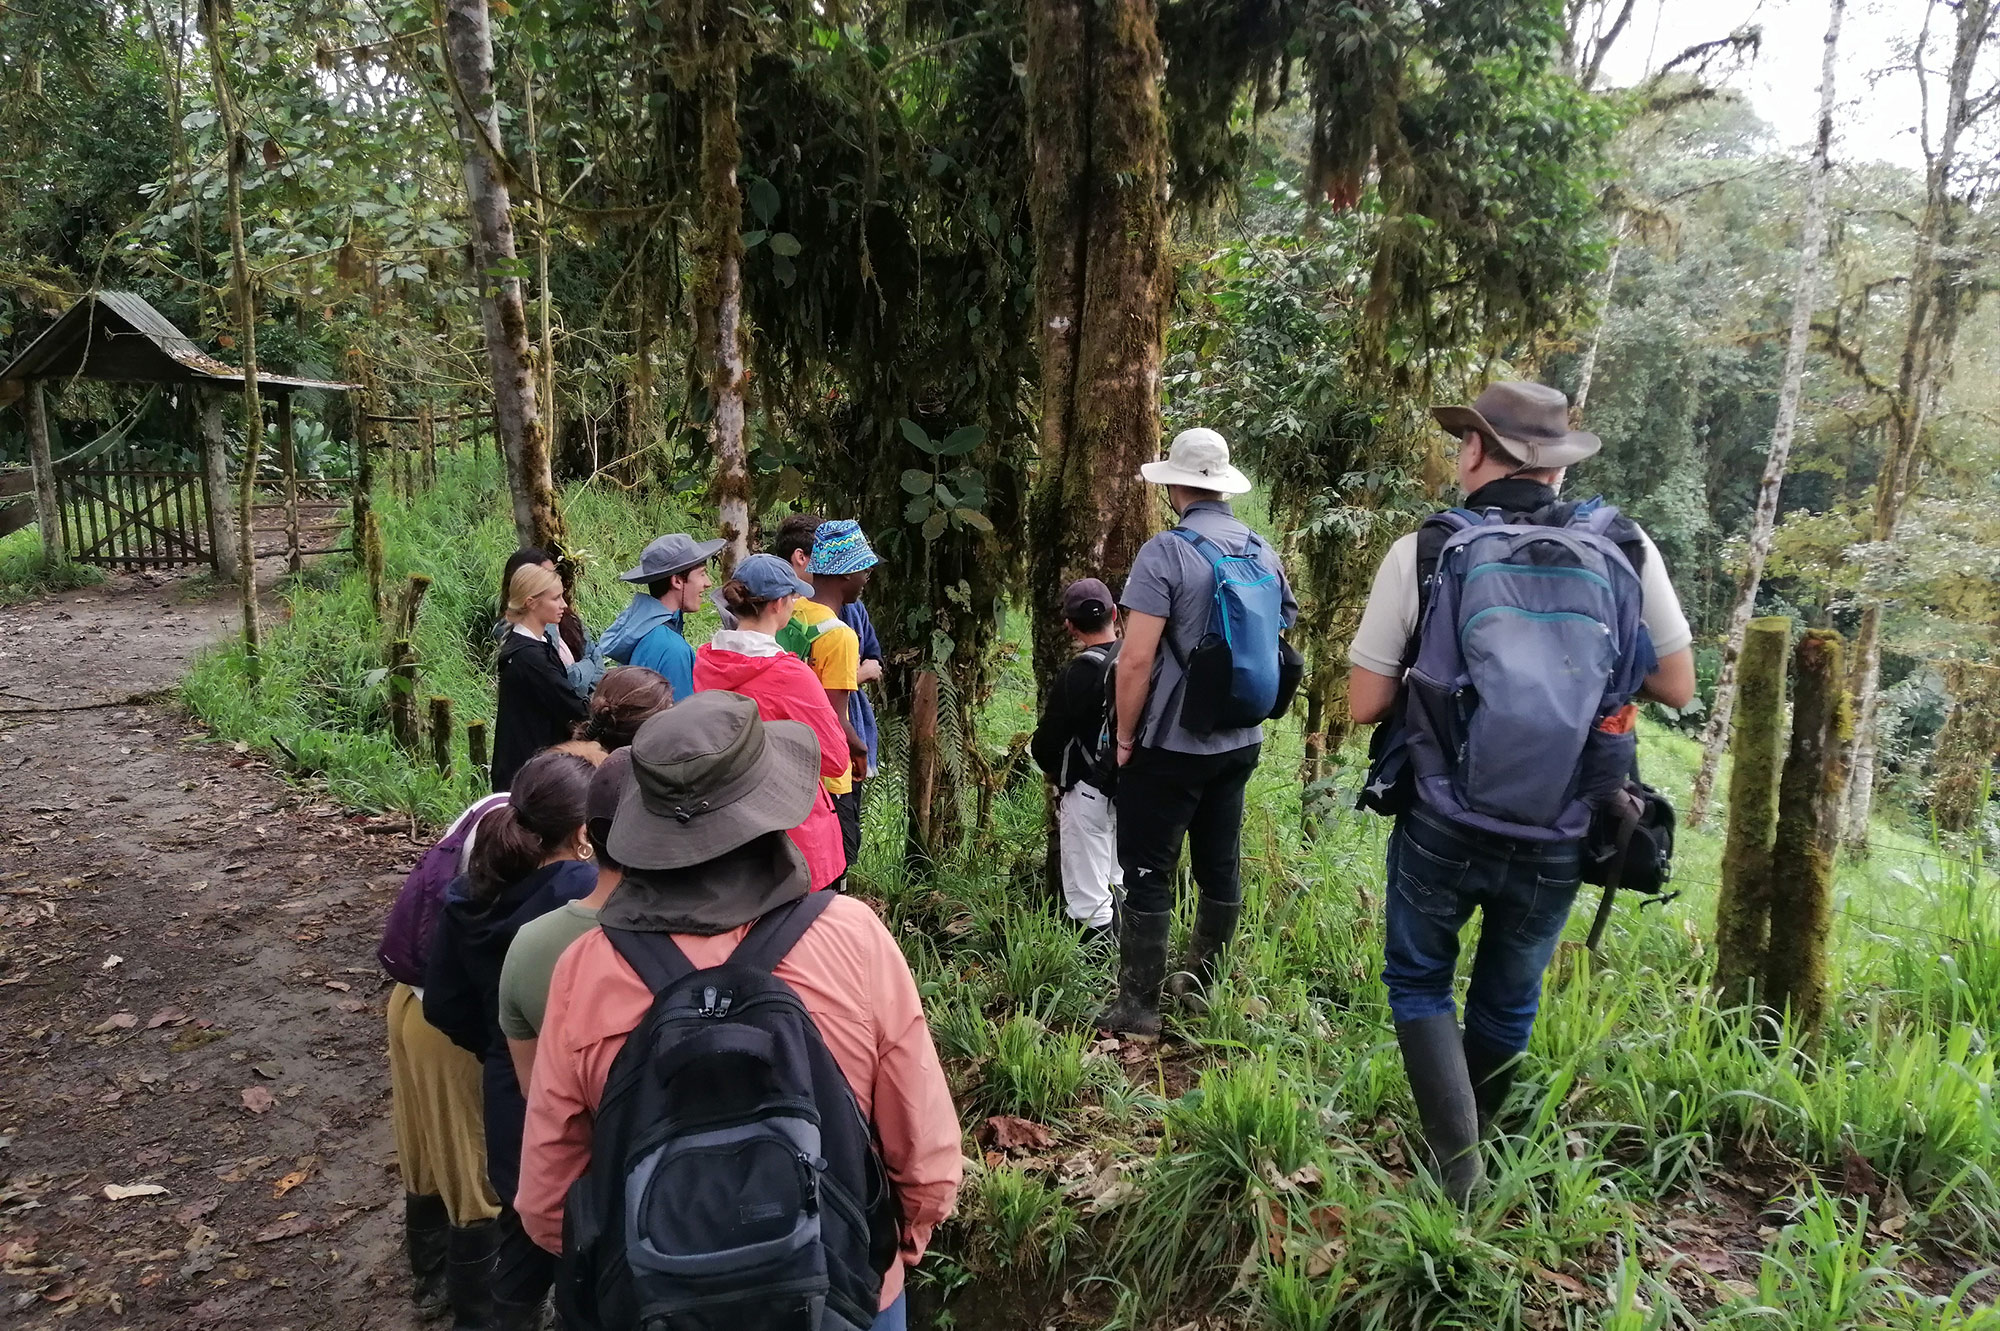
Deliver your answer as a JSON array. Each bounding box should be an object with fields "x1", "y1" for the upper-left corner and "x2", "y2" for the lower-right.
[{"x1": 497, "y1": 902, "x2": 601, "y2": 1040}]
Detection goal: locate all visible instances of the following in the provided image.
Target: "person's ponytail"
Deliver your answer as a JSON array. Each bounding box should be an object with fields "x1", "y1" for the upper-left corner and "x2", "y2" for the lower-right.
[{"x1": 465, "y1": 749, "x2": 593, "y2": 902}]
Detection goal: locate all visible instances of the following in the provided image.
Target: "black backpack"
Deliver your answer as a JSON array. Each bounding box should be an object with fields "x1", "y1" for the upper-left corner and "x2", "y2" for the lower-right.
[
  {"x1": 558, "y1": 893, "x2": 899, "y2": 1331},
  {"x1": 1068, "y1": 641, "x2": 1120, "y2": 793}
]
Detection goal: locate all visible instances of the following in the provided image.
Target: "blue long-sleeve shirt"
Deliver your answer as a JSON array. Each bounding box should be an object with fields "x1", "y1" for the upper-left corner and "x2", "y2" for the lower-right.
[{"x1": 599, "y1": 592, "x2": 696, "y2": 702}]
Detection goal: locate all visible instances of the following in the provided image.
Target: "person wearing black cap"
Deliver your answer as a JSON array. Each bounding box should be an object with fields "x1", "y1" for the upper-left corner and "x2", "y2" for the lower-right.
[
  {"x1": 1030, "y1": 578, "x2": 1121, "y2": 934},
  {"x1": 599, "y1": 532, "x2": 728, "y2": 703},
  {"x1": 1349, "y1": 380, "x2": 1695, "y2": 1205}
]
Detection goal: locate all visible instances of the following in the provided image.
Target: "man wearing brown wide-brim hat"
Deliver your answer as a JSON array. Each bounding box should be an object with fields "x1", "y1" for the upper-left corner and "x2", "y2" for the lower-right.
[{"x1": 1341, "y1": 379, "x2": 1698, "y2": 1208}]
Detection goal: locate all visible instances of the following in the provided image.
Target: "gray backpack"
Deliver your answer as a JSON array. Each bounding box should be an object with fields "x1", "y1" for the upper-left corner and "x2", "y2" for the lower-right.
[
  {"x1": 1401, "y1": 501, "x2": 1655, "y2": 841},
  {"x1": 558, "y1": 893, "x2": 898, "y2": 1331}
]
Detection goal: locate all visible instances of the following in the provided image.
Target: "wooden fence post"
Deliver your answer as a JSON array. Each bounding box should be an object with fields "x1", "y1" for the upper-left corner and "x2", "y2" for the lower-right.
[
  {"x1": 276, "y1": 392, "x2": 300, "y2": 574},
  {"x1": 906, "y1": 669, "x2": 940, "y2": 867},
  {"x1": 420, "y1": 402, "x2": 436, "y2": 488},
  {"x1": 24, "y1": 381, "x2": 63, "y2": 565},
  {"x1": 352, "y1": 368, "x2": 381, "y2": 616},
  {"x1": 428, "y1": 696, "x2": 454, "y2": 776},
  {"x1": 387, "y1": 638, "x2": 420, "y2": 752},
  {"x1": 363, "y1": 509, "x2": 386, "y2": 623},
  {"x1": 1765, "y1": 629, "x2": 1850, "y2": 1039},
  {"x1": 393, "y1": 573, "x2": 433, "y2": 643},
  {"x1": 199, "y1": 388, "x2": 242, "y2": 584},
  {"x1": 466, "y1": 720, "x2": 489, "y2": 779},
  {"x1": 1714, "y1": 617, "x2": 1789, "y2": 1006},
  {"x1": 1931, "y1": 661, "x2": 2000, "y2": 833}
]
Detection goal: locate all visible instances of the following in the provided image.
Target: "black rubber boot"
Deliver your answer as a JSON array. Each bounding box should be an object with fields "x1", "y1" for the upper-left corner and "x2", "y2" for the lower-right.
[
  {"x1": 1396, "y1": 1014, "x2": 1485, "y2": 1206},
  {"x1": 1164, "y1": 897, "x2": 1242, "y2": 1013},
  {"x1": 489, "y1": 1296, "x2": 546, "y2": 1331},
  {"x1": 1095, "y1": 906, "x2": 1170, "y2": 1037},
  {"x1": 406, "y1": 1193, "x2": 450, "y2": 1320},
  {"x1": 1463, "y1": 1027, "x2": 1522, "y2": 1137},
  {"x1": 445, "y1": 1220, "x2": 499, "y2": 1331}
]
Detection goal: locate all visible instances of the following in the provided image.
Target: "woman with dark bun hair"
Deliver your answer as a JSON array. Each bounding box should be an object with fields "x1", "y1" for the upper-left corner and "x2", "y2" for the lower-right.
[
  {"x1": 424, "y1": 749, "x2": 598, "y2": 1330},
  {"x1": 496, "y1": 546, "x2": 602, "y2": 699},
  {"x1": 574, "y1": 665, "x2": 674, "y2": 752}
]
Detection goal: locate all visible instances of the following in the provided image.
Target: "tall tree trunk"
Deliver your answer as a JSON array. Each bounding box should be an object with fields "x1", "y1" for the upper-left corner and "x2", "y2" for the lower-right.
[
  {"x1": 523, "y1": 69, "x2": 558, "y2": 455},
  {"x1": 692, "y1": 36, "x2": 750, "y2": 572},
  {"x1": 1712, "y1": 616, "x2": 1789, "y2": 1006},
  {"x1": 1572, "y1": 213, "x2": 1625, "y2": 414},
  {"x1": 443, "y1": 0, "x2": 563, "y2": 552},
  {"x1": 198, "y1": 390, "x2": 241, "y2": 587},
  {"x1": 1688, "y1": 0, "x2": 1844, "y2": 828},
  {"x1": 1024, "y1": 0, "x2": 1171, "y2": 694},
  {"x1": 204, "y1": 0, "x2": 264, "y2": 673},
  {"x1": 1839, "y1": 0, "x2": 1994, "y2": 849},
  {"x1": 24, "y1": 383, "x2": 62, "y2": 565}
]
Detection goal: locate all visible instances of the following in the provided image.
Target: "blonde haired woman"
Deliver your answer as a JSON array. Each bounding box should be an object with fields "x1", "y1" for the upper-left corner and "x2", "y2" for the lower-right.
[{"x1": 493, "y1": 563, "x2": 589, "y2": 790}]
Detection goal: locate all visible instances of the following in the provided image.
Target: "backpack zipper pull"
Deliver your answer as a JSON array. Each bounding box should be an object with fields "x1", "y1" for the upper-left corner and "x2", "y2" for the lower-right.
[{"x1": 701, "y1": 985, "x2": 719, "y2": 1015}]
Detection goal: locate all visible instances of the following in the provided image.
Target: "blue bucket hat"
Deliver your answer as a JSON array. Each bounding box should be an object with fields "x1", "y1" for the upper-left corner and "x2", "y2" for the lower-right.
[
  {"x1": 808, "y1": 520, "x2": 879, "y2": 575},
  {"x1": 733, "y1": 552, "x2": 814, "y2": 600}
]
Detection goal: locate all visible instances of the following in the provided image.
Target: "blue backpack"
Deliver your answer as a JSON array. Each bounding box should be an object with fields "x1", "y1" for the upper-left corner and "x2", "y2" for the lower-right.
[
  {"x1": 1170, "y1": 527, "x2": 1301, "y2": 734},
  {"x1": 1397, "y1": 501, "x2": 1655, "y2": 841}
]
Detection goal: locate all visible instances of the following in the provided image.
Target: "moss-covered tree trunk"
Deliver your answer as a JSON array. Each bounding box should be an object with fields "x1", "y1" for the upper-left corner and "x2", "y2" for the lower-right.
[
  {"x1": 691, "y1": 43, "x2": 750, "y2": 573},
  {"x1": 443, "y1": 0, "x2": 564, "y2": 554},
  {"x1": 1689, "y1": 0, "x2": 1843, "y2": 828},
  {"x1": 203, "y1": 0, "x2": 263, "y2": 675},
  {"x1": 1930, "y1": 662, "x2": 2000, "y2": 833},
  {"x1": 1024, "y1": 0, "x2": 1170, "y2": 693},
  {"x1": 1765, "y1": 629, "x2": 1850, "y2": 1038},
  {"x1": 1713, "y1": 616, "x2": 1789, "y2": 1005}
]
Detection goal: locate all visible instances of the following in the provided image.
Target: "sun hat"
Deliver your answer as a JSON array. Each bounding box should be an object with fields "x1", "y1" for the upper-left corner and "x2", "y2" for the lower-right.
[
  {"x1": 606, "y1": 691, "x2": 821, "y2": 872},
  {"x1": 1062, "y1": 577, "x2": 1115, "y2": 623},
  {"x1": 1138, "y1": 428, "x2": 1253, "y2": 494},
  {"x1": 808, "y1": 520, "x2": 879, "y2": 575},
  {"x1": 733, "y1": 552, "x2": 814, "y2": 600},
  {"x1": 619, "y1": 533, "x2": 727, "y2": 584},
  {"x1": 1431, "y1": 381, "x2": 1601, "y2": 470}
]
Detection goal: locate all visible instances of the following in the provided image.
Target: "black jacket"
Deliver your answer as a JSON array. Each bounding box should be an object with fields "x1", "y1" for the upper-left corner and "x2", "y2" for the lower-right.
[
  {"x1": 423, "y1": 859, "x2": 596, "y2": 1200},
  {"x1": 1030, "y1": 642, "x2": 1118, "y2": 792},
  {"x1": 492, "y1": 627, "x2": 588, "y2": 791}
]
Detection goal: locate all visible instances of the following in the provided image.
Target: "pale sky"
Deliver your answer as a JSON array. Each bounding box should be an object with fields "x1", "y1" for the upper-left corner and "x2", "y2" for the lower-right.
[{"x1": 1596, "y1": 0, "x2": 1941, "y2": 171}]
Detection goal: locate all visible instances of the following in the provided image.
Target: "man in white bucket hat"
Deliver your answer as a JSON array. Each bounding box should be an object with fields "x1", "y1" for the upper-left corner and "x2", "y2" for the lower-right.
[{"x1": 1098, "y1": 428, "x2": 1296, "y2": 1037}]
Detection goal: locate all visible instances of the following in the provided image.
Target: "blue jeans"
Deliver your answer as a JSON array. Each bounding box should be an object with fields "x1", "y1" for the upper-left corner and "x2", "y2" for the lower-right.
[
  {"x1": 872, "y1": 1293, "x2": 907, "y2": 1330},
  {"x1": 1381, "y1": 808, "x2": 1582, "y2": 1053}
]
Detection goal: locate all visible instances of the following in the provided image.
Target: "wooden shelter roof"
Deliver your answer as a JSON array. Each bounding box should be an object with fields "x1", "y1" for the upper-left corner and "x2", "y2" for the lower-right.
[{"x1": 0, "y1": 291, "x2": 357, "y2": 398}]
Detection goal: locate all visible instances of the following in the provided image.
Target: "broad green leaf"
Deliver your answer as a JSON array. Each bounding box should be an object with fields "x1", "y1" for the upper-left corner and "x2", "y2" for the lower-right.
[
  {"x1": 938, "y1": 425, "x2": 985, "y2": 457},
  {"x1": 748, "y1": 177, "x2": 780, "y2": 227},
  {"x1": 900, "y1": 468, "x2": 931, "y2": 494},
  {"x1": 921, "y1": 510, "x2": 948, "y2": 542},
  {"x1": 741, "y1": 230, "x2": 768, "y2": 249},
  {"x1": 904, "y1": 495, "x2": 933, "y2": 522},
  {"x1": 956, "y1": 509, "x2": 994, "y2": 534},
  {"x1": 899, "y1": 418, "x2": 937, "y2": 452},
  {"x1": 768, "y1": 232, "x2": 802, "y2": 257},
  {"x1": 933, "y1": 483, "x2": 959, "y2": 508}
]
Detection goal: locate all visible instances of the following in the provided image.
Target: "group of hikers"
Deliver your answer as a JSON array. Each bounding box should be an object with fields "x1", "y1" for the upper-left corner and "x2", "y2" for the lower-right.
[{"x1": 374, "y1": 379, "x2": 1695, "y2": 1329}]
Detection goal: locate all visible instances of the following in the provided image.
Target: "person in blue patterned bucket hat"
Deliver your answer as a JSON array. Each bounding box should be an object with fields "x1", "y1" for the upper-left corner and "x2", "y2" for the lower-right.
[{"x1": 808, "y1": 519, "x2": 879, "y2": 576}]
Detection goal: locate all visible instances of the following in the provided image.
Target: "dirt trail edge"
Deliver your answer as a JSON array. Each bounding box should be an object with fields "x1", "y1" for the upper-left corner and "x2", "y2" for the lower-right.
[{"x1": 1, "y1": 578, "x2": 421, "y2": 1330}]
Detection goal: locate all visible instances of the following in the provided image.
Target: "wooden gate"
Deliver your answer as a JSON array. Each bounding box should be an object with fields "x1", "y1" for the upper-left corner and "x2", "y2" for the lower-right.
[{"x1": 55, "y1": 440, "x2": 213, "y2": 571}]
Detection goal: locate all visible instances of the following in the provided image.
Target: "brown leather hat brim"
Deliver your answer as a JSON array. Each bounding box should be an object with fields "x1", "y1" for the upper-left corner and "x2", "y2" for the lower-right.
[{"x1": 1430, "y1": 405, "x2": 1601, "y2": 469}]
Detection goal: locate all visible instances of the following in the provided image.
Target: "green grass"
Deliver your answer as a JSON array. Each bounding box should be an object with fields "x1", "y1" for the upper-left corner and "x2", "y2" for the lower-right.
[
  {"x1": 183, "y1": 453, "x2": 2000, "y2": 1329},
  {"x1": 0, "y1": 525, "x2": 105, "y2": 604}
]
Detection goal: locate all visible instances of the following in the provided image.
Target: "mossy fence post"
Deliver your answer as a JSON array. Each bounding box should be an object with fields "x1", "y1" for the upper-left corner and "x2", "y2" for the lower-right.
[
  {"x1": 467, "y1": 721, "x2": 489, "y2": 781},
  {"x1": 387, "y1": 638, "x2": 420, "y2": 752},
  {"x1": 1714, "y1": 617, "x2": 1790, "y2": 1005},
  {"x1": 428, "y1": 696, "x2": 453, "y2": 776},
  {"x1": 1765, "y1": 628, "x2": 1850, "y2": 1040},
  {"x1": 1931, "y1": 661, "x2": 2000, "y2": 833}
]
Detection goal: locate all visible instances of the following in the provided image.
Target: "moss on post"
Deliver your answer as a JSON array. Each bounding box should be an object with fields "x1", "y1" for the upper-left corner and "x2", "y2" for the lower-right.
[
  {"x1": 428, "y1": 696, "x2": 454, "y2": 776},
  {"x1": 1714, "y1": 616, "x2": 1789, "y2": 1005},
  {"x1": 1930, "y1": 661, "x2": 2000, "y2": 833},
  {"x1": 467, "y1": 720, "x2": 489, "y2": 780},
  {"x1": 1765, "y1": 628, "x2": 1850, "y2": 1039}
]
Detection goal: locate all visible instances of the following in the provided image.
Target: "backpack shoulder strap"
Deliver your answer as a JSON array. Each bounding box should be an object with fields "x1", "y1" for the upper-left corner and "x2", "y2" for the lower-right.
[
  {"x1": 1169, "y1": 525, "x2": 1230, "y2": 566},
  {"x1": 605, "y1": 926, "x2": 698, "y2": 995},
  {"x1": 729, "y1": 891, "x2": 836, "y2": 974},
  {"x1": 1407, "y1": 509, "x2": 1479, "y2": 668}
]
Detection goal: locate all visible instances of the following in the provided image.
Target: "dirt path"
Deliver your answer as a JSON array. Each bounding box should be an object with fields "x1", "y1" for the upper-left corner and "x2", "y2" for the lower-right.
[{"x1": 0, "y1": 575, "x2": 422, "y2": 1329}]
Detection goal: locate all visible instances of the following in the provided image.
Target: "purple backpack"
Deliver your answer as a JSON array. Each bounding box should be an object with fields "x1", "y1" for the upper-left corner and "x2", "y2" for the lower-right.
[
  {"x1": 1401, "y1": 502, "x2": 1653, "y2": 842},
  {"x1": 378, "y1": 794, "x2": 510, "y2": 986}
]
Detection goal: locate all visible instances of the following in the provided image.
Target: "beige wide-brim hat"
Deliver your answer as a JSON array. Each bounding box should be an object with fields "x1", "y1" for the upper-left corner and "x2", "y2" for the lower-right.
[
  {"x1": 1138, "y1": 428, "x2": 1253, "y2": 495},
  {"x1": 1432, "y1": 381, "x2": 1601, "y2": 470}
]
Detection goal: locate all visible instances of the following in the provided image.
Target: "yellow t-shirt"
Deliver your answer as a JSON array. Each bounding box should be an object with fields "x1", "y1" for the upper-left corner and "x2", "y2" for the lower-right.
[{"x1": 785, "y1": 599, "x2": 858, "y2": 794}]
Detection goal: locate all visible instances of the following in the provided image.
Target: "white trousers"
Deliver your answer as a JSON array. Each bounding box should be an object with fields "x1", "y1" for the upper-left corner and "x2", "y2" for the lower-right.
[{"x1": 1057, "y1": 781, "x2": 1120, "y2": 928}]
